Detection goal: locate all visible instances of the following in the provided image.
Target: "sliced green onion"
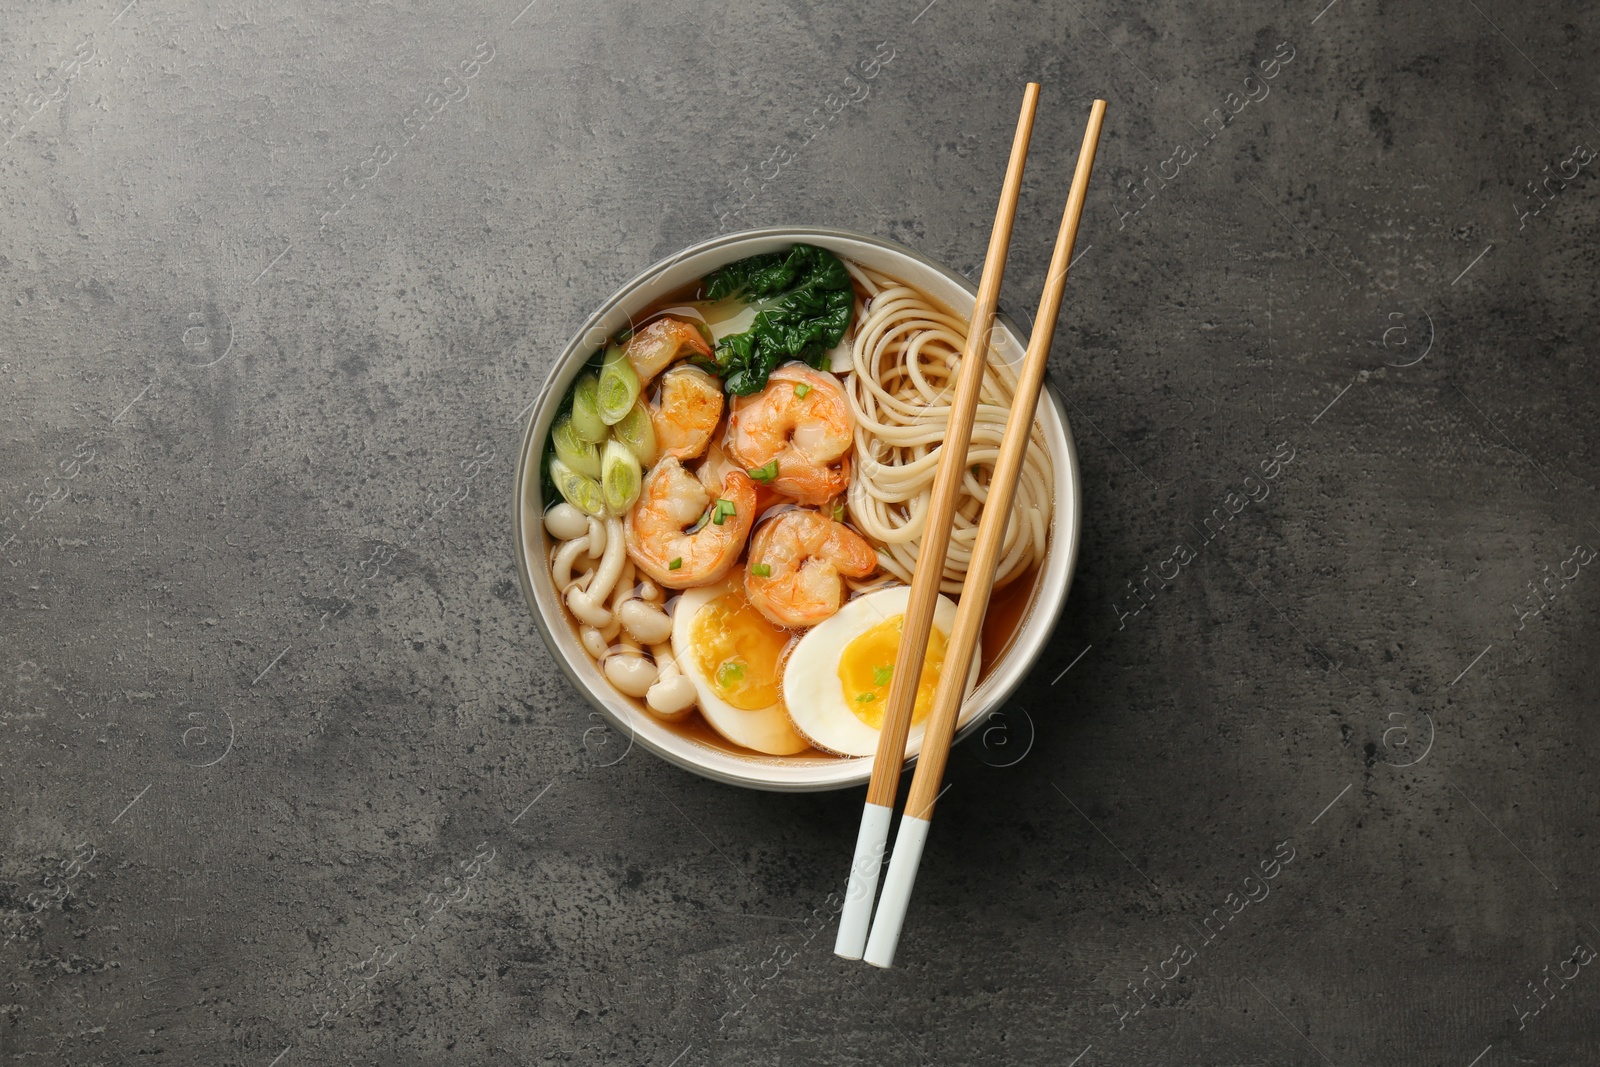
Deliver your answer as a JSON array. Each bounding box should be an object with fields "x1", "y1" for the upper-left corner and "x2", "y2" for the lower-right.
[
  {"x1": 830, "y1": 499, "x2": 846, "y2": 522},
  {"x1": 747, "y1": 459, "x2": 779, "y2": 483},
  {"x1": 601, "y1": 439, "x2": 642, "y2": 514},
  {"x1": 711, "y1": 498, "x2": 736, "y2": 525},
  {"x1": 794, "y1": 383, "x2": 812, "y2": 399},
  {"x1": 856, "y1": 692, "x2": 875, "y2": 703},
  {"x1": 717, "y1": 661, "x2": 745, "y2": 687},
  {"x1": 597, "y1": 345, "x2": 641, "y2": 426},
  {"x1": 668, "y1": 557, "x2": 683, "y2": 571},
  {"x1": 551, "y1": 414, "x2": 602, "y2": 481},
  {"x1": 751, "y1": 563, "x2": 772, "y2": 578},
  {"x1": 548, "y1": 456, "x2": 607, "y2": 519},
  {"x1": 612, "y1": 400, "x2": 657, "y2": 467},
  {"x1": 569, "y1": 372, "x2": 607, "y2": 443},
  {"x1": 873, "y1": 665, "x2": 892, "y2": 686}
]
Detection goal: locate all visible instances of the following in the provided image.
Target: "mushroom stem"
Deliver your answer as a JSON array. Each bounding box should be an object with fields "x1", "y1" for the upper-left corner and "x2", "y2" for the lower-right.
[
  {"x1": 610, "y1": 560, "x2": 636, "y2": 616},
  {"x1": 566, "y1": 517, "x2": 625, "y2": 626},
  {"x1": 552, "y1": 538, "x2": 592, "y2": 591},
  {"x1": 645, "y1": 642, "x2": 696, "y2": 721}
]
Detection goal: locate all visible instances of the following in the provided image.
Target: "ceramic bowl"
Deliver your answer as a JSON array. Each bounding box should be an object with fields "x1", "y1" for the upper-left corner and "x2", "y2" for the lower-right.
[{"x1": 512, "y1": 227, "x2": 1081, "y2": 791}]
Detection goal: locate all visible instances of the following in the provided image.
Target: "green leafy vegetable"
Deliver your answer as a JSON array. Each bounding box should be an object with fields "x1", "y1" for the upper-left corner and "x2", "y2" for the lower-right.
[
  {"x1": 747, "y1": 459, "x2": 779, "y2": 483},
  {"x1": 751, "y1": 563, "x2": 772, "y2": 578},
  {"x1": 701, "y1": 244, "x2": 854, "y2": 395}
]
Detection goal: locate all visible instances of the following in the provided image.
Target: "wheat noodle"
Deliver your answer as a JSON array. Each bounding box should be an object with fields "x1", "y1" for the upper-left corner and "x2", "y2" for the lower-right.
[{"x1": 842, "y1": 261, "x2": 1053, "y2": 594}]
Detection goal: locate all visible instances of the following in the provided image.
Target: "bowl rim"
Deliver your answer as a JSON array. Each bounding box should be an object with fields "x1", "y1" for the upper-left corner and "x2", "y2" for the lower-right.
[{"x1": 512, "y1": 225, "x2": 1082, "y2": 791}]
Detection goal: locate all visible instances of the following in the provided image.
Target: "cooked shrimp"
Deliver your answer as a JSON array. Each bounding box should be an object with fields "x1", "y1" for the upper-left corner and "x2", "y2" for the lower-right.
[
  {"x1": 625, "y1": 456, "x2": 756, "y2": 588},
  {"x1": 694, "y1": 440, "x2": 741, "y2": 492},
  {"x1": 725, "y1": 363, "x2": 853, "y2": 506},
  {"x1": 650, "y1": 365, "x2": 724, "y2": 461},
  {"x1": 625, "y1": 316, "x2": 713, "y2": 386},
  {"x1": 744, "y1": 508, "x2": 878, "y2": 627}
]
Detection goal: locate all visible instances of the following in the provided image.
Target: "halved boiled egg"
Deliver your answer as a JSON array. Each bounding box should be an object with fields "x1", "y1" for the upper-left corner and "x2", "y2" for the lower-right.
[
  {"x1": 671, "y1": 578, "x2": 810, "y2": 756},
  {"x1": 782, "y1": 585, "x2": 979, "y2": 757}
]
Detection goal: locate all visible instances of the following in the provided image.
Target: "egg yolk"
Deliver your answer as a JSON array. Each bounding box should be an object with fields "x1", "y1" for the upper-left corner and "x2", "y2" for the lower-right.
[
  {"x1": 837, "y1": 614, "x2": 947, "y2": 729},
  {"x1": 688, "y1": 588, "x2": 788, "y2": 710}
]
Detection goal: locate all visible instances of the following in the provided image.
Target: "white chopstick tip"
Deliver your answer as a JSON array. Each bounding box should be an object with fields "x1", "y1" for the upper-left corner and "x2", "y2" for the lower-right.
[
  {"x1": 862, "y1": 815, "x2": 931, "y2": 968},
  {"x1": 835, "y1": 803, "x2": 894, "y2": 960}
]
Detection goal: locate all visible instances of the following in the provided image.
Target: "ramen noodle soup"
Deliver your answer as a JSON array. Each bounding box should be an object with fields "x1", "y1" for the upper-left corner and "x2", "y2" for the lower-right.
[{"x1": 537, "y1": 244, "x2": 1053, "y2": 761}]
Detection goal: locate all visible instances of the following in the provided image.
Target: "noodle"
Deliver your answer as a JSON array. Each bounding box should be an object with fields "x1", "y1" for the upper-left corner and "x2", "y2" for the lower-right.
[{"x1": 843, "y1": 262, "x2": 1053, "y2": 594}]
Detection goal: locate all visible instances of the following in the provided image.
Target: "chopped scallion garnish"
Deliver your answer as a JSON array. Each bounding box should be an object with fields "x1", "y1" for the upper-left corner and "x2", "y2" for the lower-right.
[
  {"x1": 794, "y1": 383, "x2": 812, "y2": 399},
  {"x1": 668, "y1": 557, "x2": 683, "y2": 571}
]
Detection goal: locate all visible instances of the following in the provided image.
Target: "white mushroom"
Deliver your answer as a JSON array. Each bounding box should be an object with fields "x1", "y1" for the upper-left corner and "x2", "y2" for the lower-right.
[
  {"x1": 580, "y1": 625, "x2": 608, "y2": 660},
  {"x1": 565, "y1": 517, "x2": 625, "y2": 627},
  {"x1": 609, "y1": 561, "x2": 636, "y2": 616},
  {"x1": 585, "y1": 517, "x2": 606, "y2": 558},
  {"x1": 618, "y1": 600, "x2": 673, "y2": 645},
  {"x1": 646, "y1": 677, "x2": 696, "y2": 719},
  {"x1": 645, "y1": 643, "x2": 696, "y2": 721},
  {"x1": 551, "y1": 538, "x2": 593, "y2": 591},
  {"x1": 544, "y1": 503, "x2": 590, "y2": 542},
  {"x1": 604, "y1": 653, "x2": 658, "y2": 698},
  {"x1": 637, "y1": 578, "x2": 663, "y2": 603}
]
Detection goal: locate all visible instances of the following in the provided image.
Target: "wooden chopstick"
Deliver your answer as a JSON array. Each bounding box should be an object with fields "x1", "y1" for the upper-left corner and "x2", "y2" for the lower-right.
[
  {"x1": 863, "y1": 98, "x2": 1108, "y2": 969},
  {"x1": 833, "y1": 83, "x2": 1041, "y2": 961}
]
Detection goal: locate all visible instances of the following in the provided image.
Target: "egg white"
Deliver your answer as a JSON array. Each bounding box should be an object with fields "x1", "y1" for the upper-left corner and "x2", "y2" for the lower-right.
[
  {"x1": 671, "y1": 578, "x2": 810, "y2": 756},
  {"x1": 782, "y1": 585, "x2": 980, "y2": 758}
]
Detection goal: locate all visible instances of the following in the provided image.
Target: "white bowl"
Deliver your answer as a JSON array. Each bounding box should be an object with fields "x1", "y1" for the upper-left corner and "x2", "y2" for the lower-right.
[{"x1": 512, "y1": 227, "x2": 1081, "y2": 791}]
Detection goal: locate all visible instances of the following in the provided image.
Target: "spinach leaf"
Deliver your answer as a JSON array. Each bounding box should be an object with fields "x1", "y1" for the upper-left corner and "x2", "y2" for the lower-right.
[{"x1": 701, "y1": 243, "x2": 854, "y2": 395}]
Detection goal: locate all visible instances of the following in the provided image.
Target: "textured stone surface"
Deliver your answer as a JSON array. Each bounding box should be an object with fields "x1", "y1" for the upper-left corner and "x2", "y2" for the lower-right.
[{"x1": 2, "y1": 0, "x2": 1597, "y2": 1064}]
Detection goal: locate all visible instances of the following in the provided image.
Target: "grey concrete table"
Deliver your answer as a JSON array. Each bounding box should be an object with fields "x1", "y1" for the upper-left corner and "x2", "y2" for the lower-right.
[{"x1": 2, "y1": 0, "x2": 1597, "y2": 1064}]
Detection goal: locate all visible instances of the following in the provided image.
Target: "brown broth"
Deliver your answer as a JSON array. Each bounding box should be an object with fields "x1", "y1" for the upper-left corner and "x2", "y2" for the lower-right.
[
  {"x1": 978, "y1": 563, "x2": 1039, "y2": 680},
  {"x1": 549, "y1": 259, "x2": 1049, "y2": 762}
]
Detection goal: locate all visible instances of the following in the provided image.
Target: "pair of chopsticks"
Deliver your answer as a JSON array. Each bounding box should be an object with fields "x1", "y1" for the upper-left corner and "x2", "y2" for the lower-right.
[{"x1": 834, "y1": 86, "x2": 1106, "y2": 967}]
